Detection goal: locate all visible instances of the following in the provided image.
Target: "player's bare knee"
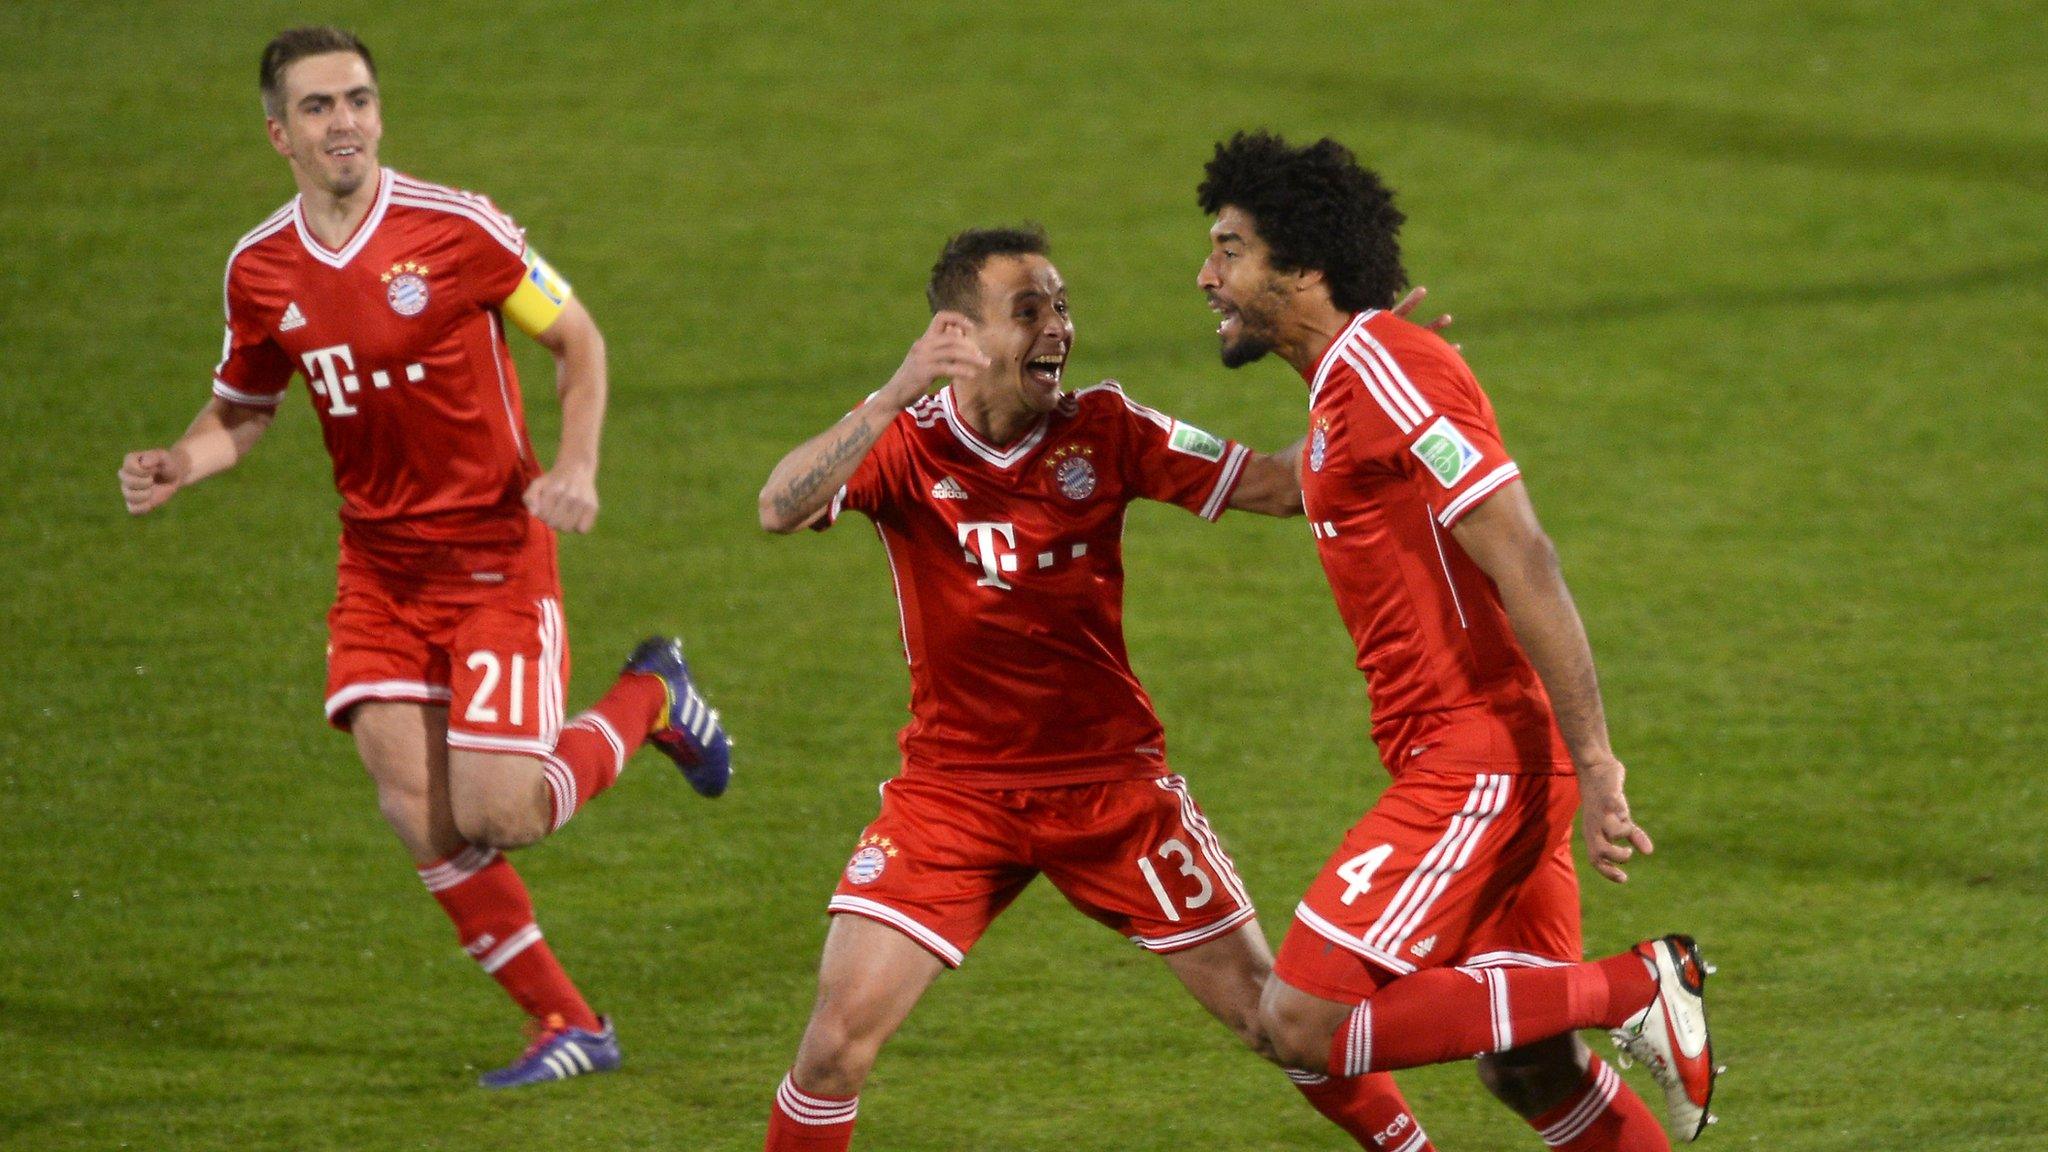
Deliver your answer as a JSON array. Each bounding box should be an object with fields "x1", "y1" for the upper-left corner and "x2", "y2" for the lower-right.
[
  {"x1": 793, "y1": 1022, "x2": 880, "y2": 1097},
  {"x1": 1260, "y1": 1001, "x2": 1332, "y2": 1073},
  {"x1": 454, "y1": 786, "x2": 546, "y2": 849},
  {"x1": 449, "y1": 756, "x2": 552, "y2": 849},
  {"x1": 1270, "y1": 1026, "x2": 1328, "y2": 1073},
  {"x1": 1477, "y1": 1037, "x2": 1586, "y2": 1118}
]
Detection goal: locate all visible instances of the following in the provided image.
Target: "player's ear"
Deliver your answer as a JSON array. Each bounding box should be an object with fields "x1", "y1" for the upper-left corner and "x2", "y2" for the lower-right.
[
  {"x1": 1286, "y1": 266, "x2": 1327, "y2": 296},
  {"x1": 265, "y1": 116, "x2": 293, "y2": 158}
]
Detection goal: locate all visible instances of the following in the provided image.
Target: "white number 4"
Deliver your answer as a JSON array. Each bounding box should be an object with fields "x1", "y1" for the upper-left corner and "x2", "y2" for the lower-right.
[
  {"x1": 1337, "y1": 844, "x2": 1396, "y2": 905},
  {"x1": 464, "y1": 651, "x2": 526, "y2": 726}
]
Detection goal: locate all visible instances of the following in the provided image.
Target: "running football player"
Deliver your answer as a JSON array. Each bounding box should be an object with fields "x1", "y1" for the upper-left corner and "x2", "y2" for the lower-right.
[{"x1": 118, "y1": 26, "x2": 732, "y2": 1087}]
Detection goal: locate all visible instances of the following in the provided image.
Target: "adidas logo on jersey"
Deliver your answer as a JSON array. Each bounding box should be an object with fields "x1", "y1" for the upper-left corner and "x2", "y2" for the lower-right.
[
  {"x1": 280, "y1": 302, "x2": 307, "y2": 331},
  {"x1": 931, "y1": 476, "x2": 969, "y2": 500},
  {"x1": 1410, "y1": 935, "x2": 1437, "y2": 959}
]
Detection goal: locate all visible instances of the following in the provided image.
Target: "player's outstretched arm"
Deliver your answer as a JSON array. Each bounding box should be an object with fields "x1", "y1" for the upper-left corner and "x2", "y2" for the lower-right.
[
  {"x1": 522, "y1": 297, "x2": 606, "y2": 534},
  {"x1": 1227, "y1": 439, "x2": 1306, "y2": 517},
  {"x1": 1450, "y1": 483, "x2": 1654, "y2": 884},
  {"x1": 758, "y1": 312, "x2": 988, "y2": 533},
  {"x1": 118, "y1": 398, "x2": 275, "y2": 516}
]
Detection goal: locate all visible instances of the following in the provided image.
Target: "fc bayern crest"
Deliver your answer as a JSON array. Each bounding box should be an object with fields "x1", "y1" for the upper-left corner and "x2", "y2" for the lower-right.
[
  {"x1": 1309, "y1": 424, "x2": 1329, "y2": 473},
  {"x1": 388, "y1": 273, "x2": 429, "y2": 316},
  {"x1": 382, "y1": 260, "x2": 432, "y2": 317},
  {"x1": 1055, "y1": 455, "x2": 1097, "y2": 500},
  {"x1": 845, "y1": 845, "x2": 888, "y2": 885}
]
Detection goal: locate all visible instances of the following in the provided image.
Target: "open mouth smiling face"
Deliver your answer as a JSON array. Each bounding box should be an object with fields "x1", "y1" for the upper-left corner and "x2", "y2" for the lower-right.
[
  {"x1": 1206, "y1": 291, "x2": 1240, "y2": 341},
  {"x1": 1025, "y1": 349, "x2": 1066, "y2": 391},
  {"x1": 975, "y1": 253, "x2": 1073, "y2": 409}
]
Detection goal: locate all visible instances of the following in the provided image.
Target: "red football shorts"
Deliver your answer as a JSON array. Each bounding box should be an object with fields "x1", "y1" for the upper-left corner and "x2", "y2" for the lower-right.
[
  {"x1": 828, "y1": 773, "x2": 1257, "y2": 967},
  {"x1": 323, "y1": 578, "x2": 570, "y2": 760},
  {"x1": 1275, "y1": 770, "x2": 1583, "y2": 1003}
]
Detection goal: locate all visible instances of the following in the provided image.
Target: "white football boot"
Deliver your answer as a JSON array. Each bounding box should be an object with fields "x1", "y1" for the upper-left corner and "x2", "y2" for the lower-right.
[{"x1": 1610, "y1": 934, "x2": 1719, "y2": 1141}]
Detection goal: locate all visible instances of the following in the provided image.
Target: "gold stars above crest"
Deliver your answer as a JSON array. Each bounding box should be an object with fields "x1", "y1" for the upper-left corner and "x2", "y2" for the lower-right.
[{"x1": 1042, "y1": 442, "x2": 1095, "y2": 470}]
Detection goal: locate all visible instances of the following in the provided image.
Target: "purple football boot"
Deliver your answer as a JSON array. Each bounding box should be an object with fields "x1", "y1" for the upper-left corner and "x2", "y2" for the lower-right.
[
  {"x1": 479, "y1": 1014, "x2": 621, "y2": 1089},
  {"x1": 623, "y1": 636, "x2": 732, "y2": 797}
]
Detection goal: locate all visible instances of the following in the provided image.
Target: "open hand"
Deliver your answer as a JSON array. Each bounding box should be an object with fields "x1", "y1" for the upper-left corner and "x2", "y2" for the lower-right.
[
  {"x1": 879, "y1": 311, "x2": 990, "y2": 407},
  {"x1": 1579, "y1": 756, "x2": 1655, "y2": 883}
]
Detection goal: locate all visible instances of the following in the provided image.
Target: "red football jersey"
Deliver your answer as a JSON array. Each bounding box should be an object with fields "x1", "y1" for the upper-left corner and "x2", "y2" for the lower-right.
[
  {"x1": 1299, "y1": 310, "x2": 1572, "y2": 776},
  {"x1": 823, "y1": 383, "x2": 1250, "y2": 787},
  {"x1": 211, "y1": 168, "x2": 553, "y2": 587}
]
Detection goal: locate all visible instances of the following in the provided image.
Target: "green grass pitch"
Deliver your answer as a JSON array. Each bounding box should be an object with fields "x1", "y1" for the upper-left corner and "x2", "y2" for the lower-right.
[{"x1": 2, "y1": 2, "x2": 2042, "y2": 1148}]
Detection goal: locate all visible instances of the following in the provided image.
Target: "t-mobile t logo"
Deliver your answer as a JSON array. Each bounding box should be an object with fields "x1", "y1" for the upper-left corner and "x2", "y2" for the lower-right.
[
  {"x1": 957, "y1": 521, "x2": 1019, "y2": 589},
  {"x1": 302, "y1": 343, "x2": 362, "y2": 416},
  {"x1": 301, "y1": 344, "x2": 428, "y2": 417}
]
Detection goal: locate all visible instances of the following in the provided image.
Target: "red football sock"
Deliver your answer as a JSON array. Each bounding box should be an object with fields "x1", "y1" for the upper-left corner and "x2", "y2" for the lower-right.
[
  {"x1": 418, "y1": 846, "x2": 600, "y2": 1032},
  {"x1": 1289, "y1": 1069, "x2": 1435, "y2": 1150},
  {"x1": 540, "y1": 671, "x2": 666, "y2": 833},
  {"x1": 765, "y1": 1072, "x2": 859, "y2": 1151},
  {"x1": 1529, "y1": 1054, "x2": 1670, "y2": 1150},
  {"x1": 1332, "y1": 953, "x2": 1659, "y2": 1075}
]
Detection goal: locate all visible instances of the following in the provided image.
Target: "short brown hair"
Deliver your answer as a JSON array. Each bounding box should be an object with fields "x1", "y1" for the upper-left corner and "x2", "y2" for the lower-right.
[
  {"x1": 926, "y1": 225, "x2": 1049, "y2": 318},
  {"x1": 260, "y1": 26, "x2": 376, "y2": 120}
]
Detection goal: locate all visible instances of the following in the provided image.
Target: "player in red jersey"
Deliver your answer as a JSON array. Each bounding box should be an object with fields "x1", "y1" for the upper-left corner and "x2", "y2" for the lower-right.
[
  {"x1": 754, "y1": 227, "x2": 1453, "y2": 1151},
  {"x1": 1193, "y1": 131, "x2": 1719, "y2": 1146},
  {"x1": 116, "y1": 27, "x2": 731, "y2": 1088}
]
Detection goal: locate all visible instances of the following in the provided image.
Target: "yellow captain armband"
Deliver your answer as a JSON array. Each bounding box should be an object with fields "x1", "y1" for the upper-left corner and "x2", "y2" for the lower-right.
[{"x1": 503, "y1": 248, "x2": 574, "y2": 338}]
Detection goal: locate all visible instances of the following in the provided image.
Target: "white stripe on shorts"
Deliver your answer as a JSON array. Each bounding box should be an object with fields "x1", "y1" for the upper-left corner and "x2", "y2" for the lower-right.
[{"x1": 1362, "y1": 774, "x2": 1510, "y2": 959}]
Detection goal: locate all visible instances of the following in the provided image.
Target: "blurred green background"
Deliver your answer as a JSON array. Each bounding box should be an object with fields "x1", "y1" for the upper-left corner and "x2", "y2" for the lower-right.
[{"x1": 2, "y1": 2, "x2": 2042, "y2": 1148}]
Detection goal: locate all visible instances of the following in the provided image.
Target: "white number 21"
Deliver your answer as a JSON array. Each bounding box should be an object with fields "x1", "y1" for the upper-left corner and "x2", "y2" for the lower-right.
[{"x1": 464, "y1": 651, "x2": 526, "y2": 726}]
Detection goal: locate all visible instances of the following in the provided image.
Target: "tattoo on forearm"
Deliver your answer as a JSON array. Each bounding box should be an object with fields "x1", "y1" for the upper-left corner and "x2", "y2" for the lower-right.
[{"x1": 770, "y1": 417, "x2": 881, "y2": 520}]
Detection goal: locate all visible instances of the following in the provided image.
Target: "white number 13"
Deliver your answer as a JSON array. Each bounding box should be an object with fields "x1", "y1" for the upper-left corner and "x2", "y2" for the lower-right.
[{"x1": 1137, "y1": 838, "x2": 1215, "y2": 923}]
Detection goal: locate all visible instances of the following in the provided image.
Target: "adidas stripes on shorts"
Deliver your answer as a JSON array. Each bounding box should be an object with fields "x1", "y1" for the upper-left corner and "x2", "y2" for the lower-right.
[{"x1": 1276, "y1": 769, "x2": 1583, "y2": 1002}]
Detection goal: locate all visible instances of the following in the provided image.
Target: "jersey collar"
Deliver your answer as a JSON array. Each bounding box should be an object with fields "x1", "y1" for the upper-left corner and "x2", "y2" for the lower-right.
[
  {"x1": 292, "y1": 167, "x2": 392, "y2": 270},
  {"x1": 1306, "y1": 310, "x2": 1379, "y2": 408},
  {"x1": 937, "y1": 386, "x2": 1051, "y2": 470}
]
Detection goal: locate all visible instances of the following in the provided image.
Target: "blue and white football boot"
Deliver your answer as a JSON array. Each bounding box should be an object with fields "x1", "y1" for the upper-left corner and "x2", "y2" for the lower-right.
[
  {"x1": 479, "y1": 1014, "x2": 621, "y2": 1089},
  {"x1": 623, "y1": 636, "x2": 732, "y2": 798}
]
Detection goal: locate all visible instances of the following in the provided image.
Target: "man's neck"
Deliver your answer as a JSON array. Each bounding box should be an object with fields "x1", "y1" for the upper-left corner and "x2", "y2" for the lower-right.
[
  {"x1": 296, "y1": 167, "x2": 380, "y2": 250},
  {"x1": 952, "y1": 380, "x2": 1042, "y2": 447},
  {"x1": 1277, "y1": 301, "x2": 1353, "y2": 381}
]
